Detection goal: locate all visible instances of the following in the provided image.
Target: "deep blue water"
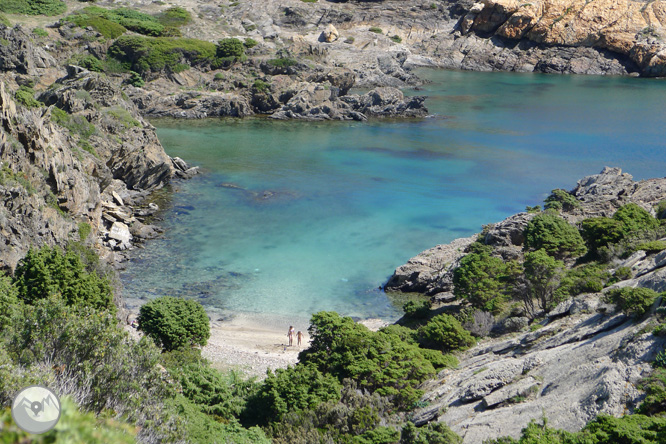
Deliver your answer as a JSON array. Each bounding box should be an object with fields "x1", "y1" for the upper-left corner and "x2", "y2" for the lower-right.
[{"x1": 120, "y1": 69, "x2": 666, "y2": 323}]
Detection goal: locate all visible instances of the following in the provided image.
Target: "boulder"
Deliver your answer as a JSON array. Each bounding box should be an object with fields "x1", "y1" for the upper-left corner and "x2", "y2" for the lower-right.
[
  {"x1": 108, "y1": 221, "x2": 131, "y2": 244},
  {"x1": 322, "y1": 24, "x2": 339, "y2": 43}
]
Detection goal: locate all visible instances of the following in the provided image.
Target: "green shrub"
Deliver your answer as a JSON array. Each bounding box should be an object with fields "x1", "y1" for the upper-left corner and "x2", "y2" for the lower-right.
[
  {"x1": 214, "y1": 72, "x2": 225, "y2": 80},
  {"x1": 253, "y1": 79, "x2": 269, "y2": 92},
  {"x1": 244, "y1": 37, "x2": 258, "y2": 48},
  {"x1": 13, "y1": 245, "x2": 114, "y2": 312},
  {"x1": 417, "y1": 314, "x2": 475, "y2": 352},
  {"x1": 369, "y1": 27, "x2": 383, "y2": 33},
  {"x1": 522, "y1": 249, "x2": 565, "y2": 317},
  {"x1": 267, "y1": 57, "x2": 298, "y2": 68},
  {"x1": 217, "y1": 37, "x2": 245, "y2": 58},
  {"x1": 0, "y1": 13, "x2": 9, "y2": 26},
  {"x1": 245, "y1": 364, "x2": 341, "y2": 425},
  {"x1": 614, "y1": 203, "x2": 660, "y2": 235},
  {"x1": 345, "y1": 37, "x2": 355, "y2": 44},
  {"x1": 390, "y1": 35, "x2": 402, "y2": 43},
  {"x1": 173, "y1": 361, "x2": 258, "y2": 420},
  {"x1": 14, "y1": 85, "x2": 41, "y2": 108},
  {"x1": 108, "y1": 35, "x2": 218, "y2": 73},
  {"x1": 634, "y1": 240, "x2": 666, "y2": 254},
  {"x1": 77, "y1": 54, "x2": 105, "y2": 72},
  {"x1": 523, "y1": 213, "x2": 587, "y2": 258},
  {"x1": 0, "y1": 273, "x2": 19, "y2": 330},
  {"x1": 127, "y1": 71, "x2": 145, "y2": 87},
  {"x1": 453, "y1": 245, "x2": 519, "y2": 312},
  {"x1": 138, "y1": 296, "x2": 210, "y2": 351},
  {"x1": 299, "y1": 312, "x2": 436, "y2": 408},
  {"x1": 656, "y1": 200, "x2": 666, "y2": 219},
  {"x1": 525, "y1": 205, "x2": 542, "y2": 213},
  {"x1": 0, "y1": 0, "x2": 66, "y2": 16},
  {"x1": 69, "y1": 14, "x2": 127, "y2": 38},
  {"x1": 604, "y1": 287, "x2": 658, "y2": 318},
  {"x1": 51, "y1": 107, "x2": 97, "y2": 140},
  {"x1": 157, "y1": 6, "x2": 192, "y2": 27},
  {"x1": 581, "y1": 217, "x2": 625, "y2": 254},
  {"x1": 419, "y1": 349, "x2": 459, "y2": 370},
  {"x1": 401, "y1": 421, "x2": 462, "y2": 444},
  {"x1": 544, "y1": 189, "x2": 580, "y2": 212},
  {"x1": 0, "y1": 396, "x2": 136, "y2": 444},
  {"x1": 353, "y1": 426, "x2": 400, "y2": 444},
  {"x1": 104, "y1": 106, "x2": 140, "y2": 128},
  {"x1": 655, "y1": 350, "x2": 666, "y2": 369},
  {"x1": 32, "y1": 27, "x2": 48, "y2": 37},
  {"x1": 610, "y1": 266, "x2": 633, "y2": 284},
  {"x1": 403, "y1": 300, "x2": 431, "y2": 319},
  {"x1": 78, "y1": 221, "x2": 91, "y2": 240},
  {"x1": 554, "y1": 262, "x2": 611, "y2": 299},
  {"x1": 639, "y1": 367, "x2": 666, "y2": 415}
]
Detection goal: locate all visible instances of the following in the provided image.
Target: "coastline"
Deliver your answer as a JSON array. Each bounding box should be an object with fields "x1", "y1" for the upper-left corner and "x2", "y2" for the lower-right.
[{"x1": 124, "y1": 297, "x2": 389, "y2": 378}]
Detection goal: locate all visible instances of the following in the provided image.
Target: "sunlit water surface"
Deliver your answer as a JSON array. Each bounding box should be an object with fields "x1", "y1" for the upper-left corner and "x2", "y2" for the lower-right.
[{"x1": 120, "y1": 70, "x2": 666, "y2": 324}]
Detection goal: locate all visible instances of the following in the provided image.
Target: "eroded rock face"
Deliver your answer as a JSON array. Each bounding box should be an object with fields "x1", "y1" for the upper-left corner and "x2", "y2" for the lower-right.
[
  {"x1": 464, "y1": 0, "x2": 666, "y2": 76},
  {"x1": 0, "y1": 31, "x2": 176, "y2": 270},
  {"x1": 412, "y1": 297, "x2": 665, "y2": 442},
  {"x1": 384, "y1": 236, "x2": 476, "y2": 294},
  {"x1": 0, "y1": 25, "x2": 56, "y2": 75}
]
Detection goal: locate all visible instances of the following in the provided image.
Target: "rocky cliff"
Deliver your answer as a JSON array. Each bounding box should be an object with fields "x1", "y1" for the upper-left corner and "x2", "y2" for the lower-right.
[{"x1": 0, "y1": 26, "x2": 180, "y2": 271}]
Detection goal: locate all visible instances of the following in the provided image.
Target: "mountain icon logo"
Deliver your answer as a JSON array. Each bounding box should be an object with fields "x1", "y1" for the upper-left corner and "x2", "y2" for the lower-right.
[{"x1": 11, "y1": 386, "x2": 61, "y2": 434}]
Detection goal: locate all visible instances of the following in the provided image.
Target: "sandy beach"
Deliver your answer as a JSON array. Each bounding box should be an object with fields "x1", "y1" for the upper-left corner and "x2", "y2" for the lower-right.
[{"x1": 124, "y1": 300, "x2": 390, "y2": 379}]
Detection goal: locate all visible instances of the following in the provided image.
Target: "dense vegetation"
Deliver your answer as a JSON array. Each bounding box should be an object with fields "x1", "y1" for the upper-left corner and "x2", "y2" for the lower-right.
[
  {"x1": 0, "y1": 0, "x2": 66, "y2": 16},
  {"x1": 63, "y1": 6, "x2": 191, "y2": 38}
]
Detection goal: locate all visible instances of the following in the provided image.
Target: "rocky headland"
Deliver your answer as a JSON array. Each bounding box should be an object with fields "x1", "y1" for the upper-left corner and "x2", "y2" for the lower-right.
[{"x1": 386, "y1": 167, "x2": 666, "y2": 442}]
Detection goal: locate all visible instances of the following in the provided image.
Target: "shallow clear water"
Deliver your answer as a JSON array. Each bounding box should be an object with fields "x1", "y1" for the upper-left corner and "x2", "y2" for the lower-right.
[{"x1": 120, "y1": 69, "x2": 666, "y2": 323}]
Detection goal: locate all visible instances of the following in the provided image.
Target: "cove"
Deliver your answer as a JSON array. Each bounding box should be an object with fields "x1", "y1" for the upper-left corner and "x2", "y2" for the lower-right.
[{"x1": 120, "y1": 69, "x2": 666, "y2": 324}]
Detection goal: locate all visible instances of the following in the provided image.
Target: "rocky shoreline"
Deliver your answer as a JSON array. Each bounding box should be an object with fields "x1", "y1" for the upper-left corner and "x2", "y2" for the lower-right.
[{"x1": 385, "y1": 167, "x2": 666, "y2": 441}]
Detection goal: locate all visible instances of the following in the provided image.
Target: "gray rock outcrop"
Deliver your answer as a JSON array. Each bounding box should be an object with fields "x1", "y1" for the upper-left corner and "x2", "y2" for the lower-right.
[{"x1": 412, "y1": 295, "x2": 665, "y2": 442}]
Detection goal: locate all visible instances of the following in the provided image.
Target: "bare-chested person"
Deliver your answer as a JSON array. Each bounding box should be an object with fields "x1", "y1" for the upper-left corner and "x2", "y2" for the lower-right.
[{"x1": 287, "y1": 326, "x2": 295, "y2": 346}]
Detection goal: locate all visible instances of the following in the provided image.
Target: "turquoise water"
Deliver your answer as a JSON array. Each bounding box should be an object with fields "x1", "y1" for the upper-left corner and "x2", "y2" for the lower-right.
[{"x1": 120, "y1": 70, "x2": 666, "y2": 322}]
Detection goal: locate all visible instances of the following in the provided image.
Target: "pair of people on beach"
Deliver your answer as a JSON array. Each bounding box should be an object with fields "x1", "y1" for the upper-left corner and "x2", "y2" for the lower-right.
[{"x1": 287, "y1": 326, "x2": 303, "y2": 346}]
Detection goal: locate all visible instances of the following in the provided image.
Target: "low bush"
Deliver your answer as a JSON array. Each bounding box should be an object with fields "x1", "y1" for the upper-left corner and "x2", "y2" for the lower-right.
[
  {"x1": 403, "y1": 299, "x2": 431, "y2": 320},
  {"x1": 582, "y1": 203, "x2": 662, "y2": 257},
  {"x1": 0, "y1": 0, "x2": 66, "y2": 16},
  {"x1": 14, "y1": 85, "x2": 41, "y2": 108},
  {"x1": 610, "y1": 266, "x2": 633, "y2": 284},
  {"x1": 267, "y1": 57, "x2": 298, "y2": 68},
  {"x1": 33, "y1": 27, "x2": 48, "y2": 37},
  {"x1": 13, "y1": 245, "x2": 114, "y2": 312},
  {"x1": 604, "y1": 287, "x2": 659, "y2": 318},
  {"x1": 453, "y1": 245, "x2": 519, "y2": 312},
  {"x1": 544, "y1": 189, "x2": 580, "y2": 212},
  {"x1": 554, "y1": 262, "x2": 611, "y2": 299},
  {"x1": 401, "y1": 421, "x2": 462, "y2": 444},
  {"x1": 0, "y1": 13, "x2": 9, "y2": 26},
  {"x1": 390, "y1": 35, "x2": 402, "y2": 43},
  {"x1": 244, "y1": 364, "x2": 341, "y2": 425},
  {"x1": 299, "y1": 312, "x2": 436, "y2": 408},
  {"x1": 244, "y1": 37, "x2": 258, "y2": 48},
  {"x1": 69, "y1": 14, "x2": 127, "y2": 39},
  {"x1": 217, "y1": 37, "x2": 244, "y2": 58},
  {"x1": 157, "y1": 6, "x2": 191, "y2": 27},
  {"x1": 253, "y1": 79, "x2": 269, "y2": 92},
  {"x1": 638, "y1": 367, "x2": 666, "y2": 415},
  {"x1": 524, "y1": 213, "x2": 587, "y2": 258},
  {"x1": 127, "y1": 70, "x2": 145, "y2": 87},
  {"x1": 656, "y1": 200, "x2": 666, "y2": 219},
  {"x1": 138, "y1": 296, "x2": 210, "y2": 351},
  {"x1": 51, "y1": 107, "x2": 97, "y2": 140},
  {"x1": 369, "y1": 27, "x2": 383, "y2": 33},
  {"x1": 634, "y1": 240, "x2": 666, "y2": 254},
  {"x1": 417, "y1": 314, "x2": 475, "y2": 352},
  {"x1": 108, "y1": 35, "x2": 218, "y2": 73}
]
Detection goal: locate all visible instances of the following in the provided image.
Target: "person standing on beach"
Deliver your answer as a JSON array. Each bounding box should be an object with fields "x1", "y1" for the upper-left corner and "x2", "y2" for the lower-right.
[
  {"x1": 297, "y1": 330, "x2": 304, "y2": 346},
  {"x1": 287, "y1": 326, "x2": 295, "y2": 346}
]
